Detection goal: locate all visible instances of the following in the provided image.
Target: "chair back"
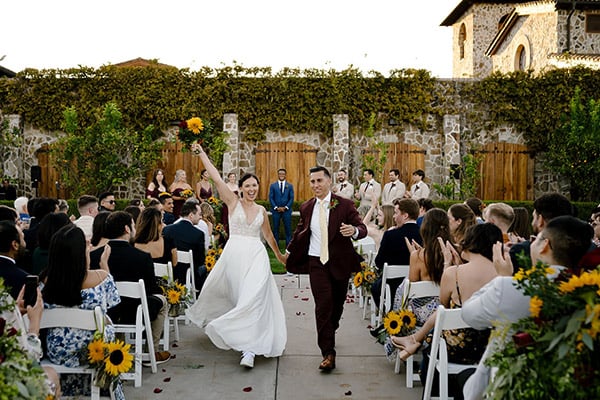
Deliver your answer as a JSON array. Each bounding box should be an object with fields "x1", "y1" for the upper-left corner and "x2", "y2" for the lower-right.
[
  {"x1": 40, "y1": 306, "x2": 104, "y2": 331},
  {"x1": 423, "y1": 305, "x2": 474, "y2": 400},
  {"x1": 176, "y1": 249, "x2": 197, "y2": 300},
  {"x1": 355, "y1": 236, "x2": 376, "y2": 257},
  {"x1": 154, "y1": 261, "x2": 174, "y2": 282},
  {"x1": 377, "y1": 263, "x2": 410, "y2": 323},
  {"x1": 403, "y1": 280, "x2": 440, "y2": 303}
]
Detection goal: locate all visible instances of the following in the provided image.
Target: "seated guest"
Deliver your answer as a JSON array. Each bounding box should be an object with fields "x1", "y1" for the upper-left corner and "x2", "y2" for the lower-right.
[
  {"x1": 14, "y1": 196, "x2": 29, "y2": 221},
  {"x1": 464, "y1": 197, "x2": 485, "y2": 224},
  {"x1": 124, "y1": 205, "x2": 142, "y2": 224},
  {"x1": 42, "y1": 224, "x2": 123, "y2": 399},
  {"x1": 98, "y1": 192, "x2": 116, "y2": 212},
  {"x1": 391, "y1": 224, "x2": 501, "y2": 374},
  {"x1": 74, "y1": 195, "x2": 99, "y2": 240},
  {"x1": 134, "y1": 207, "x2": 176, "y2": 265},
  {"x1": 482, "y1": 202, "x2": 514, "y2": 243},
  {"x1": 31, "y1": 212, "x2": 72, "y2": 276},
  {"x1": 462, "y1": 216, "x2": 593, "y2": 399},
  {"x1": 90, "y1": 211, "x2": 111, "y2": 251},
  {"x1": 159, "y1": 192, "x2": 176, "y2": 225},
  {"x1": 0, "y1": 220, "x2": 28, "y2": 299},
  {"x1": 89, "y1": 211, "x2": 171, "y2": 364},
  {"x1": 508, "y1": 206, "x2": 531, "y2": 239},
  {"x1": 362, "y1": 192, "x2": 395, "y2": 250},
  {"x1": 416, "y1": 198, "x2": 434, "y2": 227},
  {"x1": 447, "y1": 203, "x2": 476, "y2": 246},
  {"x1": 0, "y1": 204, "x2": 19, "y2": 223}
]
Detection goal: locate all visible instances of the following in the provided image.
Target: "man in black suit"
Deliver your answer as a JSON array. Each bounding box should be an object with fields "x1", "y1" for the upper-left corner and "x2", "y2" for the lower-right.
[
  {"x1": 162, "y1": 202, "x2": 206, "y2": 291},
  {"x1": 0, "y1": 220, "x2": 29, "y2": 300},
  {"x1": 372, "y1": 198, "x2": 423, "y2": 310},
  {"x1": 90, "y1": 211, "x2": 171, "y2": 363}
]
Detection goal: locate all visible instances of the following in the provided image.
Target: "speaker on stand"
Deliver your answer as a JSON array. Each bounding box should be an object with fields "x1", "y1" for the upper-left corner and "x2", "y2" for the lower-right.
[{"x1": 31, "y1": 166, "x2": 41, "y2": 197}]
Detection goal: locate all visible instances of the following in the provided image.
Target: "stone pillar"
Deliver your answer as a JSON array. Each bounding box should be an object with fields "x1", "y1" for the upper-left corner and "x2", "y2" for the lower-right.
[
  {"x1": 222, "y1": 113, "x2": 239, "y2": 177},
  {"x1": 332, "y1": 114, "x2": 349, "y2": 173},
  {"x1": 443, "y1": 115, "x2": 461, "y2": 167}
]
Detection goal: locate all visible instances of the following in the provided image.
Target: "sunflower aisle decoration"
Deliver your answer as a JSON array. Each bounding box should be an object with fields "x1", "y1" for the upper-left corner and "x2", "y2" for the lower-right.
[
  {"x1": 486, "y1": 264, "x2": 600, "y2": 399},
  {"x1": 86, "y1": 333, "x2": 133, "y2": 390},
  {"x1": 383, "y1": 308, "x2": 417, "y2": 337},
  {"x1": 158, "y1": 278, "x2": 193, "y2": 317},
  {"x1": 205, "y1": 247, "x2": 223, "y2": 273},
  {"x1": 353, "y1": 261, "x2": 377, "y2": 294}
]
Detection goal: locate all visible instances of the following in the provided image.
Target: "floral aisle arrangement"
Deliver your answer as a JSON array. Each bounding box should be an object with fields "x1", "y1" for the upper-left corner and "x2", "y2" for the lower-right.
[
  {"x1": 158, "y1": 278, "x2": 193, "y2": 317},
  {"x1": 86, "y1": 333, "x2": 133, "y2": 390},
  {"x1": 0, "y1": 280, "x2": 53, "y2": 400},
  {"x1": 353, "y1": 261, "x2": 377, "y2": 293},
  {"x1": 213, "y1": 223, "x2": 228, "y2": 241},
  {"x1": 205, "y1": 247, "x2": 223, "y2": 273},
  {"x1": 487, "y1": 264, "x2": 600, "y2": 399}
]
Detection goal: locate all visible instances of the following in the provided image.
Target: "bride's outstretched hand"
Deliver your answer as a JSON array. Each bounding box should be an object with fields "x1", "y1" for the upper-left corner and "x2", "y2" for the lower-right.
[
  {"x1": 278, "y1": 252, "x2": 288, "y2": 265},
  {"x1": 191, "y1": 143, "x2": 204, "y2": 155}
]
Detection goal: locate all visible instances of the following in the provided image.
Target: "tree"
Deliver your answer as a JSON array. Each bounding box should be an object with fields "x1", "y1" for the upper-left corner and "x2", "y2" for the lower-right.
[
  {"x1": 52, "y1": 102, "x2": 164, "y2": 197},
  {"x1": 546, "y1": 87, "x2": 600, "y2": 201}
]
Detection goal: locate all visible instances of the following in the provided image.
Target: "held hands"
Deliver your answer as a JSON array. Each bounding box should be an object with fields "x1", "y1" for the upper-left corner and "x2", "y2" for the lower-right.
[{"x1": 492, "y1": 241, "x2": 513, "y2": 276}]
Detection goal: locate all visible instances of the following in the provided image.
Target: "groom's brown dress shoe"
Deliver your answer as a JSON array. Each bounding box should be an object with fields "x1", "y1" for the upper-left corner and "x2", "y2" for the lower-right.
[{"x1": 319, "y1": 354, "x2": 336, "y2": 371}]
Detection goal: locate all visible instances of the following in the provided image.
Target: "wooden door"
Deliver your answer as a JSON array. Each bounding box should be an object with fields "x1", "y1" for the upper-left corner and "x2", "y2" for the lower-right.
[
  {"x1": 255, "y1": 142, "x2": 318, "y2": 202},
  {"x1": 36, "y1": 144, "x2": 70, "y2": 199},
  {"x1": 475, "y1": 142, "x2": 534, "y2": 200},
  {"x1": 363, "y1": 143, "x2": 426, "y2": 187}
]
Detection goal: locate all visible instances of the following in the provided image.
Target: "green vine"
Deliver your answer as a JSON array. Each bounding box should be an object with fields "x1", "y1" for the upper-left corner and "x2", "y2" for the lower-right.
[
  {"x1": 361, "y1": 113, "x2": 388, "y2": 181},
  {"x1": 0, "y1": 115, "x2": 21, "y2": 178}
]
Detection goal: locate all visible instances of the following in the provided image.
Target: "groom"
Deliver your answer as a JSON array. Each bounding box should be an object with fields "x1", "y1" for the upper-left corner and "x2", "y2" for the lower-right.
[{"x1": 285, "y1": 166, "x2": 367, "y2": 371}]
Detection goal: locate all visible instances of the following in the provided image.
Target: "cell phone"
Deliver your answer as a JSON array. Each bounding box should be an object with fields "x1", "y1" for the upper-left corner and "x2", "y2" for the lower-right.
[{"x1": 24, "y1": 275, "x2": 39, "y2": 308}]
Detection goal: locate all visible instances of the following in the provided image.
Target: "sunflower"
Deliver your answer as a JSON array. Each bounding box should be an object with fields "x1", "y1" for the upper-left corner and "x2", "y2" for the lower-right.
[
  {"x1": 88, "y1": 338, "x2": 106, "y2": 364},
  {"x1": 353, "y1": 272, "x2": 363, "y2": 287},
  {"x1": 383, "y1": 311, "x2": 402, "y2": 335},
  {"x1": 175, "y1": 282, "x2": 187, "y2": 293},
  {"x1": 167, "y1": 288, "x2": 181, "y2": 305},
  {"x1": 360, "y1": 261, "x2": 368, "y2": 271},
  {"x1": 186, "y1": 117, "x2": 204, "y2": 134},
  {"x1": 207, "y1": 248, "x2": 217, "y2": 257},
  {"x1": 398, "y1": 309, "x2": 417, "y2": 330},
  {"x1": 206, "y1": 255, "x2": 216, "y2": 271},
  {"x1": 104, "y1": 340, "x2": 133, "y2": 376},
  {"x1": 363, "y1": 270, "x2": 377, "y2": 283},
  {"x1": 529, "y1": 295, "x2": 543, "y2": 318},
  {"x1": 217, "y1": 248, "x2": 223, "y2": 255}
]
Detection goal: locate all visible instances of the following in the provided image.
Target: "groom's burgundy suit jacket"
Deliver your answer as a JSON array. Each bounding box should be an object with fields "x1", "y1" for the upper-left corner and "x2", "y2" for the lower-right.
[{"x1": 286, "y1": 193, "x2": 367, "y2": 280}]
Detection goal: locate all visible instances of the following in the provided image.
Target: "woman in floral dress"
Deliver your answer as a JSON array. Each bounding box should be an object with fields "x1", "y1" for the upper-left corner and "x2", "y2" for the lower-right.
[{"x1": 42, "y1": 224, "x2": 123, "y2": 399}]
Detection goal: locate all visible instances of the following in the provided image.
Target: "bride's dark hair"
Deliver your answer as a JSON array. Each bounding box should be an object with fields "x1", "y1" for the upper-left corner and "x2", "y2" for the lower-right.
[{"x1": 239, "y1": 173, "x2": 259, "y2": 187}]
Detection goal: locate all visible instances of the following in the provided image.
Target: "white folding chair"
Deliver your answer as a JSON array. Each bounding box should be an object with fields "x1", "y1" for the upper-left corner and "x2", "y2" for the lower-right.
[
  {"x1": 372, "y1": 263, "x2": 410, "y2": 326},
  {"x1": 114, "y1": 279, "x2": 157, "y2": 387},
  {"x1": 176, "y1": 250, "x2": 197, "y2": 301},
  {"x1": 154, "y1": 261, "x2": 175, "y2": 351},
  {"x1": 423, "y1": 305, "x2": 479, "y2": 400},
  {"x1": 38, "y1": 306, "x2": 106, "y2": 400},
  {"x1": 394, "y1": 280, "x2": 440, "y2": 388}
]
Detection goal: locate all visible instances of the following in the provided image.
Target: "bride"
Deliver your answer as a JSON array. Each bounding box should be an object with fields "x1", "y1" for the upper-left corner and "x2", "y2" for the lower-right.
[{"x1": 186, "y1": 143, "x2": 287, "y2": 368}]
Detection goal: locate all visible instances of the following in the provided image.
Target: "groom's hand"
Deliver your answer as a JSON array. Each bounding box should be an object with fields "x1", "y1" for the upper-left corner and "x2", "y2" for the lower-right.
[{"x1": 340, "y1": 223, "x2": 356, "y2": 237}]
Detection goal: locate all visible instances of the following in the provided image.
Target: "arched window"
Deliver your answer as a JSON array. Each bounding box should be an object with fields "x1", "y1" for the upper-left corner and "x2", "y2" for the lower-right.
[
  {"x1": 459, "y1": 23, "x2": 467, "y2": 60},
  {"x1": 515, "y1": 45, "x2": 527, "y2": 71}
]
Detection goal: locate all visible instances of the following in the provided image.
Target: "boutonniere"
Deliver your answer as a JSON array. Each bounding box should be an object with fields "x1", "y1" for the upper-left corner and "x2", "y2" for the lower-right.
[{"x1": 328, "y1": 199, "x2": 339, "y2": 210}]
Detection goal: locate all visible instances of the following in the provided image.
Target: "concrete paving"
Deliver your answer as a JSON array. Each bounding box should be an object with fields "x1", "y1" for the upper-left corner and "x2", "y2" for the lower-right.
[{"x1": 119, "y1": 274, "x2": 424, "y2": 400}]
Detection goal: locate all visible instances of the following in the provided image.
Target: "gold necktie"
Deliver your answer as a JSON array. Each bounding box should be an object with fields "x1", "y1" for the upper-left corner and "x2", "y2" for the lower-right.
[{"x1": 319, "y1": 200, "x2": 329, "y2": 264}]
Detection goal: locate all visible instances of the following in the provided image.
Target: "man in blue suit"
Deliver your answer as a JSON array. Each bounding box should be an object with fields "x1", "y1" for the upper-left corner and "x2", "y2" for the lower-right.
[{"x1": 269, "y1": 168, "x2": 294, "y2": 248}]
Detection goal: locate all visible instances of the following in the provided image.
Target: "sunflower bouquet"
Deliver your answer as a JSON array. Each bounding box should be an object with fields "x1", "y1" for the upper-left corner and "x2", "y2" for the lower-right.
[
  {"x1": 158, "y1": 278, "x2": 193, "y2": 317},
  {"x1": 205, "y1": 247, "x2": 223, "y2": 273},
  {"x1": 180, "y1": 188, "x2": 195, "y2": 199},
  {"x1": 207, "y1": 196, "x2": 223, "y2": 214},
  {"x1": 213, "y1": 223, "x2": 228, "y2": 241},
  {"x1": 486, "y1": 263, "x2": 600, "y2": 399},
  {"x1": 86, "y1": 332, "x2": 133, "y2": 390},
  {"x1": 353, "y1": 261, "x2": 377, "y2": 293},
  {"x1": 177, "y1": 117, "x2": 215, "y2": 151},
  {"x1": 383, "y1": 308, "x2": 417, "y2": 337}
]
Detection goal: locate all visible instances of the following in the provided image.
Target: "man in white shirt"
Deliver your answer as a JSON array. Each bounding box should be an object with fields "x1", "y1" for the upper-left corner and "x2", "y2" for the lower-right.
[
  {"x1": 332, "y1": 169, "x2": 354, "y2": 200},
  {"x1": 73, "y1": 195, "x2": 98, "y2": 240},
  {"x1": 381, "y1": 169, "x2": 405, "y2": 205},
  {"x1": 461, "y1": 216, "x2": 593, "y2": 399},
  {"x1": 355, "y1": 169, "x2": 381, "y2": 209},
  {"x1": 404, "y1": 169, "x2": 430, "y2": 200}
]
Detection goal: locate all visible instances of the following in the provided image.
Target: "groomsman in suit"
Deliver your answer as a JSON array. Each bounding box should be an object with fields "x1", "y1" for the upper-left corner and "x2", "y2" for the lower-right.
[
  {"x1": 404, "y1": 169, "x2": 430, "y2": 200},
  {"x1": 355, "y1": 169, "x2": 381, "y2": 209},
  {"x1": 269, "y1": 168, "x2": 294, "y2": 247},
  {"x1": 286, "y1": 166, "x2": 367, "y2": 371},
  {"x1": 332, "y1": 169, "x2": 354, "y2": 199},
  {"x1": 381, "y1": 169, "x2": 406, "y2": 205}
]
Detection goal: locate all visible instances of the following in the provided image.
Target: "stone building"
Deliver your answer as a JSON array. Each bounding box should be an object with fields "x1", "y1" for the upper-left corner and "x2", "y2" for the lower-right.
[{"x1": 442, "y1": 0, "x2": 600, "y2": 78}]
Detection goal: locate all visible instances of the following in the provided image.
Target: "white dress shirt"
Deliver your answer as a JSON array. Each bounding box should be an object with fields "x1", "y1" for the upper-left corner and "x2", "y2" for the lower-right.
[{"x1": 308, "y1": 193, "x2": 331, "y2": 258}]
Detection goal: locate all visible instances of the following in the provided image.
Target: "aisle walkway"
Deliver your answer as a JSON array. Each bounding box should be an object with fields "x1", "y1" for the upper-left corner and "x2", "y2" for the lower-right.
[{"x1": 121, "y1": 275, "x2": 423, "y2": 400}]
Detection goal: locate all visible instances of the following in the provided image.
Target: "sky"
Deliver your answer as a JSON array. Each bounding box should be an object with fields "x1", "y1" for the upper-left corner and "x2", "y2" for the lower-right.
[{"x1": 1, "y1": 0, "x2": 457, "y2": 78}]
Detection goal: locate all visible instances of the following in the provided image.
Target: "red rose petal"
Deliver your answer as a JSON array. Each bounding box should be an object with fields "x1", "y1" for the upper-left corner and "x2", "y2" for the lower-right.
[
  {"x1": 172, "y1": 343, "x2": 179, "y2": 348},
  {"x1": 163, "y1": 377, "x2": 171, "y2": 382},
  {"x1": 162, "y1": 368, "x2": 167, "y2": 372},
  {"x1": 243, "y1": 386, "x2": 252, "y2": 392},
  {"x1": 345, "y1": 390, "x2": 352, "y2": 395},
  {"x1": 294, "y1": 295, "x2": 298, "y2": 298},
  {"x1": 301, "y1": 298, "x2": 309, "y2": 301},
  {"x1": 296, "y1": 311, "x2": 301, "y2": 315},
  {"x1": 171, "y1": 354, "x2": 177, "y2": 359},
  {"x1": 153, "y1": 388, "x2": 163, "y2": 393}
]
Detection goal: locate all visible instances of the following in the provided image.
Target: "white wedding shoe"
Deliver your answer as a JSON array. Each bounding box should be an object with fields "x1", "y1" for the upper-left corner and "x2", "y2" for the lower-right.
[{"x1": 240, "y1": 351, "x2": 255, "y2": 368}]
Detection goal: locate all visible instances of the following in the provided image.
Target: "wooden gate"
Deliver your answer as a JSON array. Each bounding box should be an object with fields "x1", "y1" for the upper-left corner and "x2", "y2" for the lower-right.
[
  {"x1": 255, "y1": 142, "x2": 318, "y2": 202},
  {"x1": 36, "y1": 144, "x2": 70, "y2": 199},
  {"x1": 363, "y1": 143, "x2": 426, "y2": 187},
  {"x1": 147, "y1": 142, "x2": 205, "y2": 194},
  {"x1": 474, "y1": 142, "x2": 534, "y2": 201}
]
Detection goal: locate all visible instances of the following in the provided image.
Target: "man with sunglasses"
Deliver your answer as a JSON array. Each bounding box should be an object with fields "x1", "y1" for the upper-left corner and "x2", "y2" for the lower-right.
[{"x1": 98, "y1": 192, "x2": 116, "y2": 212}]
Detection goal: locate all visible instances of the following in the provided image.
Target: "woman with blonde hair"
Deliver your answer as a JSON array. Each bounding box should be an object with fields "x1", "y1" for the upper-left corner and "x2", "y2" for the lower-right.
[{"x1": 169, "y1": 169, "x2": 193, "y2": 218}]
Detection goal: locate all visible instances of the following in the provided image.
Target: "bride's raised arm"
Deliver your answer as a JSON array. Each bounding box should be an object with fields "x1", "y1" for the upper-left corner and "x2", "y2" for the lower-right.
[{"x1": 191, "y1": 143, "x2": 237, "y2": 209}]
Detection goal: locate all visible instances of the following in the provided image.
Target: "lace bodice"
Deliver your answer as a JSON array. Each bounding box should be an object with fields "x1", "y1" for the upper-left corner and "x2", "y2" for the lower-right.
[{"x1": 229, "y1": 202, "x2": 263, "y2": 238}]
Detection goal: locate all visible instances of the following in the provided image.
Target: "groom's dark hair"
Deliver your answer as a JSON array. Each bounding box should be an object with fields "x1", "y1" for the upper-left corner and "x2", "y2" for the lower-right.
[{"x1": 309, "y1": 166, "x2": 330, "y2": 178}]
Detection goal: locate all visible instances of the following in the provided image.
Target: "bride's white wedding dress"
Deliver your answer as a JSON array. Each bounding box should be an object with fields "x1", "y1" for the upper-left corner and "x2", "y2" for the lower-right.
[{"x1": 186, "y1": 202, "x2": 287, "y2": 357}]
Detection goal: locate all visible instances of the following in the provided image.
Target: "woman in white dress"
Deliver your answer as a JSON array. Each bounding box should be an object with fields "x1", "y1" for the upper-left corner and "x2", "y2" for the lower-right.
[{"x1": 186, "y1": 143, "x2": 287, "y2": 368}]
